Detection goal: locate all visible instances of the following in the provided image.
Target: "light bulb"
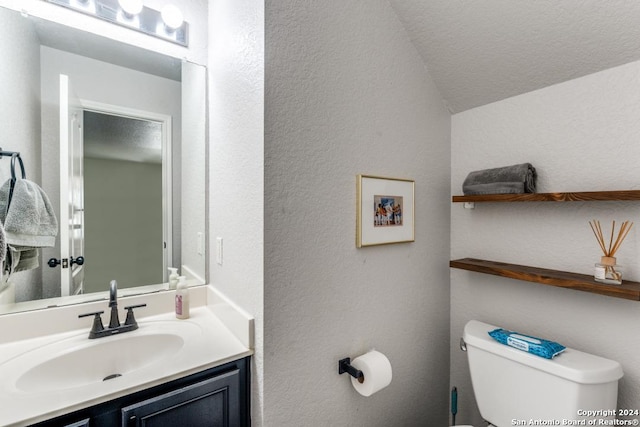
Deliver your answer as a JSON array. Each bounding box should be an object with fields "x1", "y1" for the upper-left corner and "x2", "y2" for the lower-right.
[
  {"x1": 161, "y1": 4, "x2": 183, "y2": 30},
  {"x1": 118, "y1": 0, "x2": 143, "y2": 16}
]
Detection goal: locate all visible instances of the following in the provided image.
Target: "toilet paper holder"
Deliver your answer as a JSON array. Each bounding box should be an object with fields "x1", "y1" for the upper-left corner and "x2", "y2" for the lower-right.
[{"x1": 338, "y1": 357, "x2": 365, "y2": 383}]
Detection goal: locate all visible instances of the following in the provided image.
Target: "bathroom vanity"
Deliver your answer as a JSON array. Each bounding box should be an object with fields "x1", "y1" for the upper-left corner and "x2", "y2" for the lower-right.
[
  {"x1": 0, "y1": 286, "x2": 254, "y2": 427},
  {"x1": 31, "y1": 357, "x2": 250, "y2": 427}
]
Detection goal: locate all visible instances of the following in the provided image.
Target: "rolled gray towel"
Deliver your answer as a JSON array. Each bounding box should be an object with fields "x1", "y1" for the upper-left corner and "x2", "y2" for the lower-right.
[{"x1": 462, "y1": 163, "x2": 537, "y2": 195}]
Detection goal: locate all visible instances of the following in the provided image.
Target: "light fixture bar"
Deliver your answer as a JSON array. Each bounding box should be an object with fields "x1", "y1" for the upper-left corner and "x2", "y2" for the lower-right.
[{"x1": 46, "y1": 0, "x2": 189, "y2": 47}]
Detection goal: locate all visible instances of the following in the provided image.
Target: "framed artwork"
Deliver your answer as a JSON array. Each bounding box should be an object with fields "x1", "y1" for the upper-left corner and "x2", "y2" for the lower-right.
[{"x1": 356, "y1": 174, "x2": 415, "y2": 248}]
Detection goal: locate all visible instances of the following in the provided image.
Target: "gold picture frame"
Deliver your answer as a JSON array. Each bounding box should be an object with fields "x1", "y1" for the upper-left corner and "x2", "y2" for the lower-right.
[{"x1": 356, "y1": 174, "x2": 415, "y2": 248}]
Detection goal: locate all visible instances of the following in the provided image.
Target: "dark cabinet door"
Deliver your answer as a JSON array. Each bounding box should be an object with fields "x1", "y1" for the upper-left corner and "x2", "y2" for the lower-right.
[
  {"x1": 64, "y1": 419, "x2": 90, "y2": 427},
  {"x1": 121, "y1": 369, "x2": 241, "y2": 427}
]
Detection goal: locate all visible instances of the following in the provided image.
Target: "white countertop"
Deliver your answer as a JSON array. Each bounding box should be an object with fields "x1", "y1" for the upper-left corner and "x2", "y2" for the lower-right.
[{"x1": 0, "y1": 286, "x2": 254, "y2": 427}]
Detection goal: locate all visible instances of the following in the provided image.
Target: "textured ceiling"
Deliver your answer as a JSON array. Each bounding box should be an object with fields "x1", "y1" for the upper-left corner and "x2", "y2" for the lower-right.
[
  {"x1": 387, "y1": 0, "x2": 640, "y2": 113},
  {"x1": 84, "y1": 111, "x2": 162, "y2": 164}
]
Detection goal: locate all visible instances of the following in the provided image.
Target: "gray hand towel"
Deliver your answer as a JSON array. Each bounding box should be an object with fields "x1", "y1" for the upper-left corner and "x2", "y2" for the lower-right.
[
  {"x1": 0, "y1": 178, "x2": 58, "y2": 247},
  {"x1": 6, "y1": 245, "x2": 39, "y2": 273},
  {"x1": 462, "y1": 163, "x2": 537, "y2": 195}
]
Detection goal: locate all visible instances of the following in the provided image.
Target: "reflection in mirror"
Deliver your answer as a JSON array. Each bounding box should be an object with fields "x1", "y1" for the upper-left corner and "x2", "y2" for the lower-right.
[
  {"x1": 82, "y1": 111, "x2": 164, "y2": 293},
  {"x1": 0, "y1": 5, "x2": 207, "y2": 314}
]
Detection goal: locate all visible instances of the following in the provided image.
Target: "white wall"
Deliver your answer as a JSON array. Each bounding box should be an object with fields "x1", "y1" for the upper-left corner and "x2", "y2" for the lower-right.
[
  {"x1": 451, "y1": 60, "x2": 640, "y2": 425},
  {"x1": 180, "y1": 62, "x2": 207, "y2": 283},
  {"x1": 0, "y1": 7, "x2": 40, "y2": 181},
  {"x1": 0, "y1": 6, "x2": 42, "y2": 301},
  {"x1": 208, "y1": 0, "x2": 265, "y2": 424},
  {"x1": 263, "y1": 0, "x2": 451, "y2": 425}
]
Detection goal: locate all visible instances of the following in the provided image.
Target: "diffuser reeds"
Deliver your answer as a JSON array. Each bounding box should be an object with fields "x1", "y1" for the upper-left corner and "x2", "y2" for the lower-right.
[{"x1": 588, "y1": 220, "x2": 633, "y2": 283}]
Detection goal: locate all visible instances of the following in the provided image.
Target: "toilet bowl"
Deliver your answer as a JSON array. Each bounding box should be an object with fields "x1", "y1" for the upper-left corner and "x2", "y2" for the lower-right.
[{"x1": 462, "y1": 320, "x2": 623, "y2": 427}]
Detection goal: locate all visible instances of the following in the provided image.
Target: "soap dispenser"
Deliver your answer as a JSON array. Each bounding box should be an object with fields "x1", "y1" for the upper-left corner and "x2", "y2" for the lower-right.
[
  {"x1": 175, "y1": 276, "x2": 190, "y2": 319},
  {"x1": 168, "y1": 267, "x2": 179, "y2": 290}
]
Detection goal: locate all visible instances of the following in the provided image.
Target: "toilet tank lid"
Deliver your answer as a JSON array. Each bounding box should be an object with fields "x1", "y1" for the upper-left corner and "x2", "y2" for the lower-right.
[{"x1": 463, "y1": 320, "x2": 623, "y2": 384}]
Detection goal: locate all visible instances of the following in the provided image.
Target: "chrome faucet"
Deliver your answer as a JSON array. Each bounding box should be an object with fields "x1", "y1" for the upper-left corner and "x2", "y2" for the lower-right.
[{"x1": 78, "y1": 280, "x2": 147, "y2": 339}]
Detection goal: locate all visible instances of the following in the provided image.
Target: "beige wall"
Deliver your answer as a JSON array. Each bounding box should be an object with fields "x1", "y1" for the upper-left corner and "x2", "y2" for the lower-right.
[{"x1": 83, "y1": 158, "x2": 162, "y2": 292}]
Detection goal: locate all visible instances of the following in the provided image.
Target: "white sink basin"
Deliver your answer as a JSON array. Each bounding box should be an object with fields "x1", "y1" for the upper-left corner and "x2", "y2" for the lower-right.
[
  {"x1": 16, "y1": 333, "x2": 183, "y2": 393},
  {"x1": 0, "y1": 321, "x2": 200, "y2": 393},
  {"x1": 0, "y1": 301, "x2": 254, "y2": 427}
]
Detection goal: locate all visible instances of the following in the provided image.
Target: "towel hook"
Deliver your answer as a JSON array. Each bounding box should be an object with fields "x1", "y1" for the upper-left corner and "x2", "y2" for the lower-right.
[
  {"x1": 4, "y1": 153, "x2": 26, "y2": 214},
  {"x1": 10, "y1": 153, "x2": 25, "y2": 181},
  {"x1": 0, "y1": 148, "x2": 21, "y2": 159}
]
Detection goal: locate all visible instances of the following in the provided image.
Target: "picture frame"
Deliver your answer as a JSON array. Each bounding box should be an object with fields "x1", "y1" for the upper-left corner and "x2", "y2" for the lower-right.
[{"x1": 356, "y1": 174, "x2": 415, "y2": 248}]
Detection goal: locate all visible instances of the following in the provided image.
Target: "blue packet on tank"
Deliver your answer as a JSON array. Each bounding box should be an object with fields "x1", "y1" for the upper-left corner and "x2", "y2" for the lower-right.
[{"x1": 488, "y1": 328, "x2": 566, "y2": 359}]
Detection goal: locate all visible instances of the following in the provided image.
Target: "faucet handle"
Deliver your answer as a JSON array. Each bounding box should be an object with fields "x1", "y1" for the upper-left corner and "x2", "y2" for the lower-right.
[
  {"x1": 78, "y1": 311, "x2": 105, "y2": 339},
  {"x1": 123, "y1": 304, "x2": 147, "y2": 327}
]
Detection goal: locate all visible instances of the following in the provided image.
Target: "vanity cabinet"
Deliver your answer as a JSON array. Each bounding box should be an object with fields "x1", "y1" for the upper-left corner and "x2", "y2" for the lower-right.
[
  {"x1": 121, "y1": 370, "x2": 240, "y2": 426},
  {"x1": 33, "y1": 357, "x2": 250, "y2": 427},
  {"x1": 62, "y1": 421, "x2": 89, "y2": 427}
]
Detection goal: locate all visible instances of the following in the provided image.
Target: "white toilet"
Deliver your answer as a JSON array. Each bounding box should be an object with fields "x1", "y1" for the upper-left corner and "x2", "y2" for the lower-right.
[{"x1": 459, "y1": 320, "x2": 623, "y2": 427}]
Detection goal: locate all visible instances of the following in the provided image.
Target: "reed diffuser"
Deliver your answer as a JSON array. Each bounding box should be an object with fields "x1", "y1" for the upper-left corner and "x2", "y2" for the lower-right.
[{"x1": 588, "y1": 220, "x2": 633, "y2": 285}]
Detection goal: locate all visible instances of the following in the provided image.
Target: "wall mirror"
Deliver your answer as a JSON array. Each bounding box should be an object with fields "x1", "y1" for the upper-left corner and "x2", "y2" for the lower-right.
[{"x1": 0, "y1": 5, "x2": 207, "y2": 314}]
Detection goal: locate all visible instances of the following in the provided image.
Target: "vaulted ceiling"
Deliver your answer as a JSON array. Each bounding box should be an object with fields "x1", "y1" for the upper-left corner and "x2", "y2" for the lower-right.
[{"x1": 387, "y1": 0, "x2": 640, "y2": 113}]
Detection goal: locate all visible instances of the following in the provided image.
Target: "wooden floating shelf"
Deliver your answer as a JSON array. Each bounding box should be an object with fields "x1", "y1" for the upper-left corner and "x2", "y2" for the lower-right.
[
  {"x1": 452, "y1": 190, "x2": 640, "y2": 203},
  {"x1": 450, "y1": 258, "x2": 640, "y2": 301}
]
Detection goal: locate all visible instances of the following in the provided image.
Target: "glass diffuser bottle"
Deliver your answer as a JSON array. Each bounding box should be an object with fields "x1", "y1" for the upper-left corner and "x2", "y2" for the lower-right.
[
  {"x1": 594, "y1": 256, "x2": 623, "y2": 285},
  {"x1": 589, "y1": 220, "x2": 633, "y2": 286}
]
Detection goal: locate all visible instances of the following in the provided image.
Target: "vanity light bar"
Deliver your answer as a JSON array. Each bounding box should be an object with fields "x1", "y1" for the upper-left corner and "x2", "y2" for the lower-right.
[{"x1": 45, "y1": 0, "x2": 189, "y2": 47}]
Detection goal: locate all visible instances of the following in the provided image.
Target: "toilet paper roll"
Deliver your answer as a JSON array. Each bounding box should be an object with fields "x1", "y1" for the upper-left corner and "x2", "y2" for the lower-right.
[{"x1": 350, "y1": 350, "x2": 392, "y2": 396}]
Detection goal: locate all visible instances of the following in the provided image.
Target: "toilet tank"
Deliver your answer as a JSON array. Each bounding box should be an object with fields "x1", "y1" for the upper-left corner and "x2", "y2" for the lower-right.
[{"x1": 463, "y1": 320, "x2": 623, "y2": 427}]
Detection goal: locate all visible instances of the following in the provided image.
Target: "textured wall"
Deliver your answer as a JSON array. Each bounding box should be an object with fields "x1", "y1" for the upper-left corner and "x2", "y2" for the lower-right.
[
  {"x1": 451, "y1": 60, "x2": 640, "y2": 425},
  {"x1": 264, "y1": 0, "x2": 451, "y2": 425},
  {"x1": 208, "y1": 0, "x2": 265, "y2": 423},
  {"x1": 0, "y1": 6, "x2": 42, "y2": 301}
]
